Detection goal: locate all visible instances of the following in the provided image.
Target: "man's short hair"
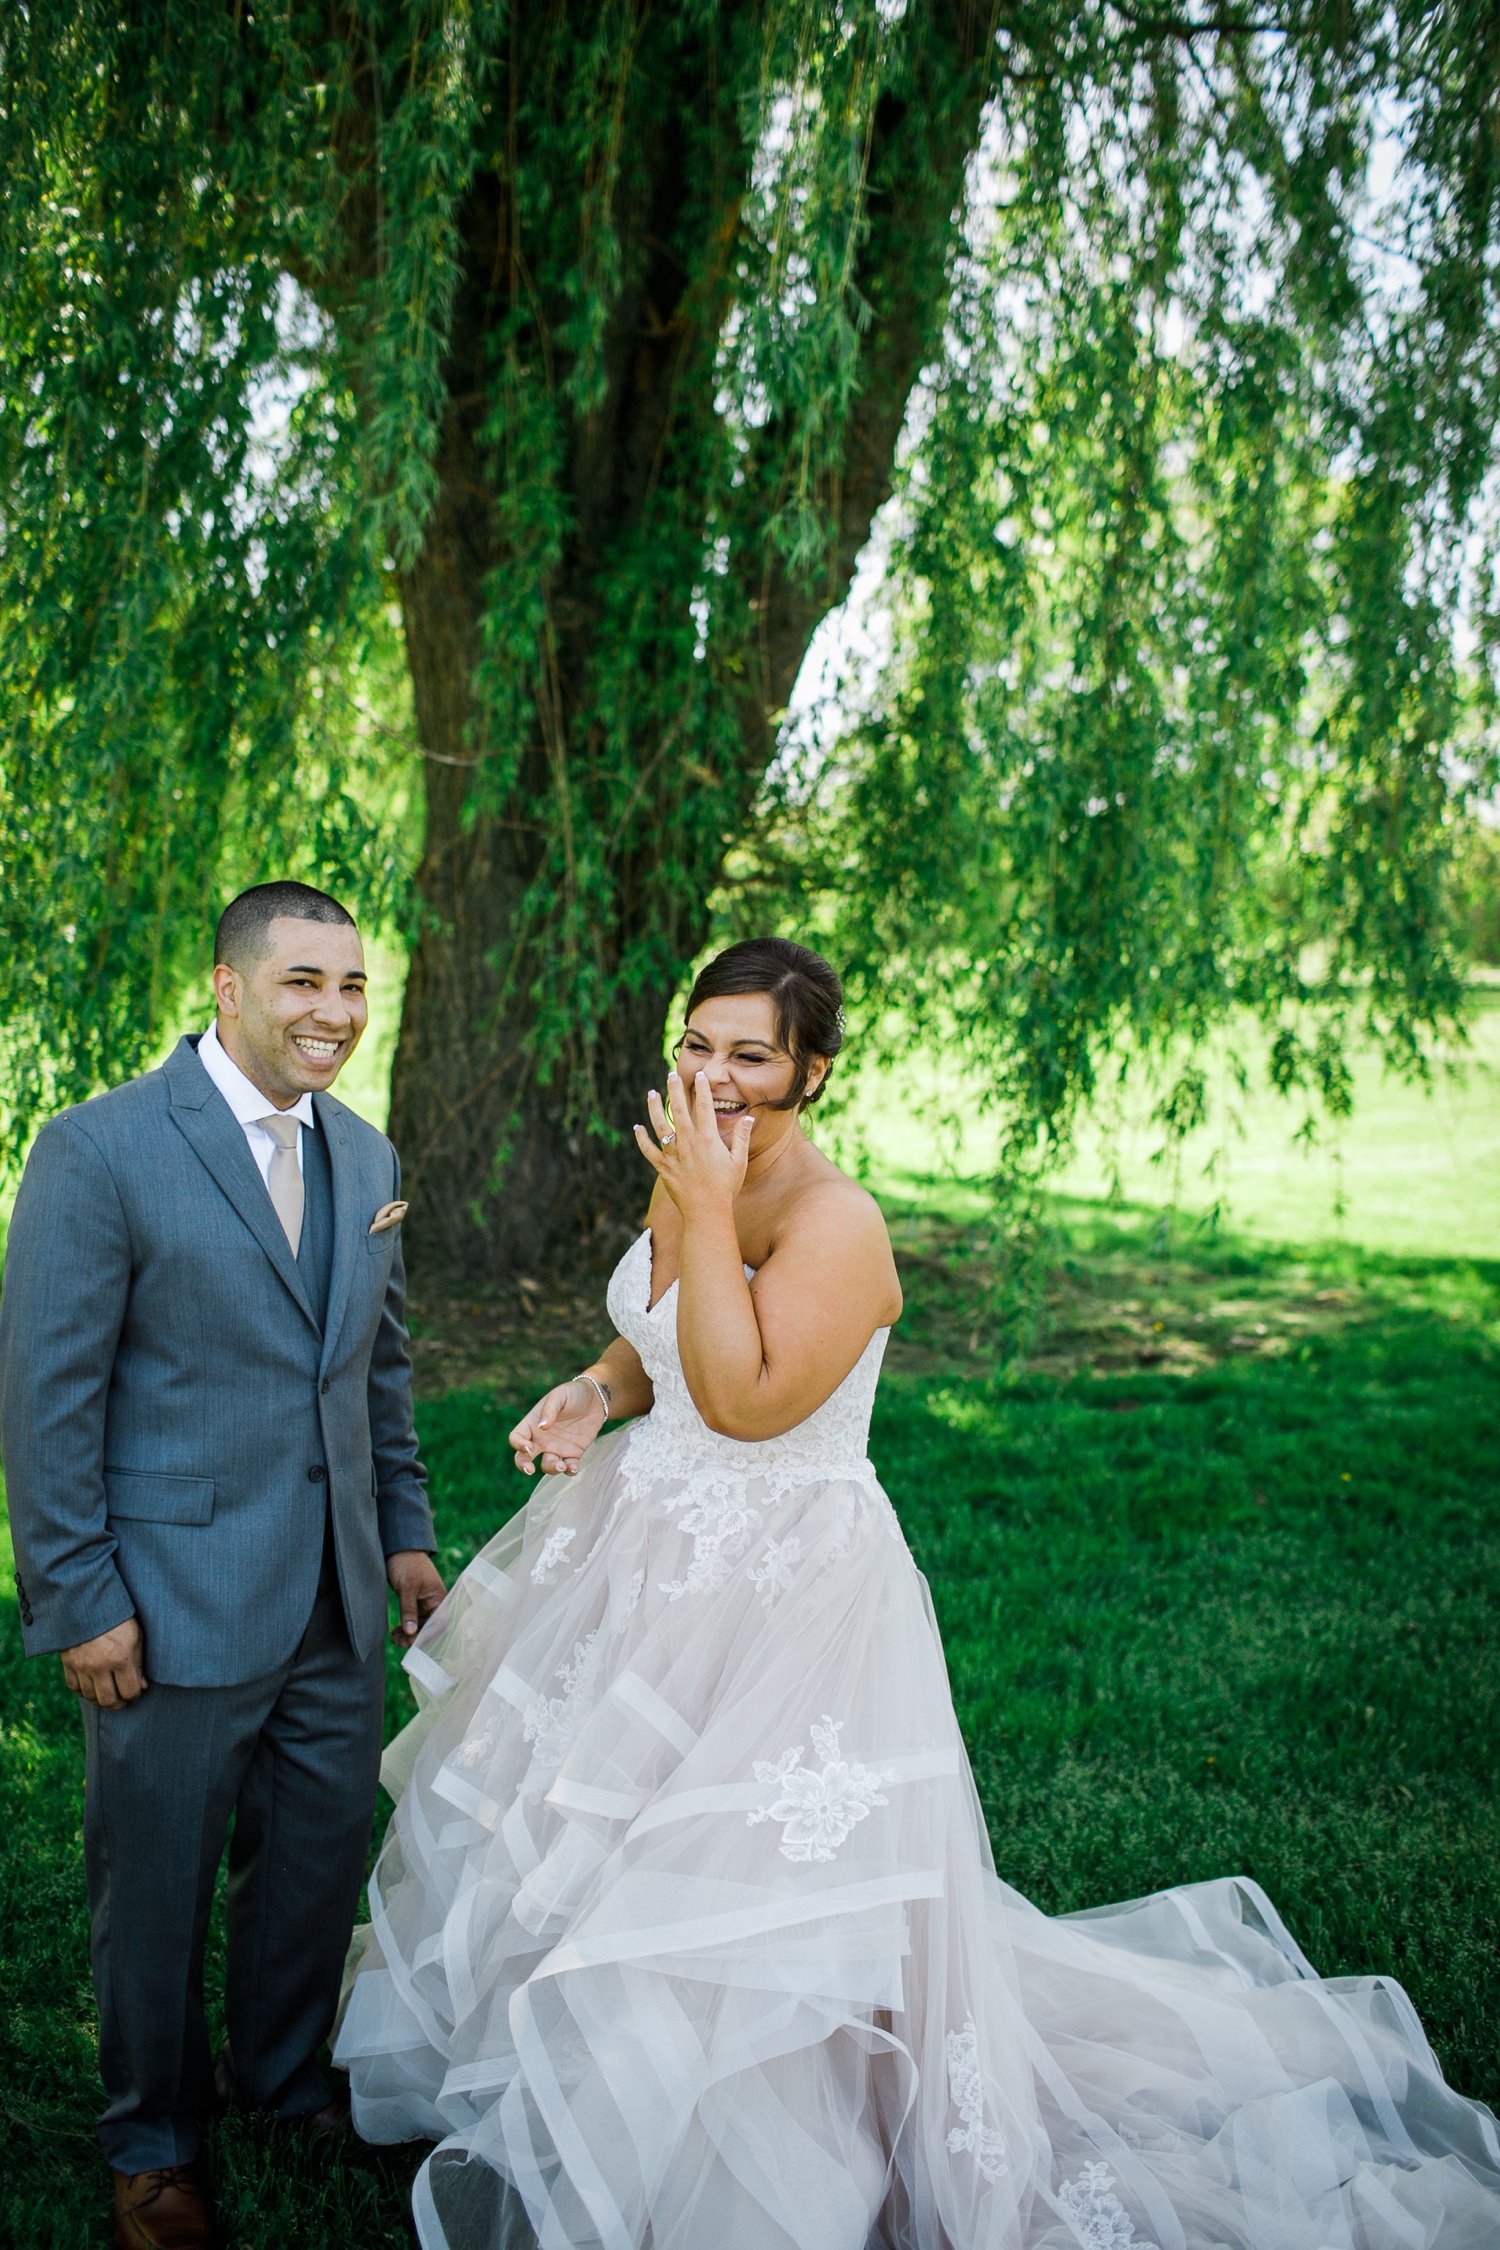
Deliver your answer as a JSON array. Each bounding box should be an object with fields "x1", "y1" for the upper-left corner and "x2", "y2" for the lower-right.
[{"x1": 215, "y1": 882, "x2": 358, "y2": 971}]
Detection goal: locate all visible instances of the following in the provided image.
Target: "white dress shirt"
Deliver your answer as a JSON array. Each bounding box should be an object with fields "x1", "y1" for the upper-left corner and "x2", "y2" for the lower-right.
[{"x1": 196, "y1": 1019, "x2": 316, "y2": 1188}]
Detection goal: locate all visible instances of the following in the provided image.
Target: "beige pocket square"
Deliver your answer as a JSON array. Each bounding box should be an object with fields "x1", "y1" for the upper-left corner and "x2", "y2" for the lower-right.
[{"x1": 368, "y1": 1201, "x2": 409, "y2": 1235}]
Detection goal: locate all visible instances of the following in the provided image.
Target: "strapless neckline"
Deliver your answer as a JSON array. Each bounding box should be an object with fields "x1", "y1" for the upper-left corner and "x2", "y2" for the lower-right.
[{"x1": 634, "y1": 1223, "x2": 892, "y2": 1352}]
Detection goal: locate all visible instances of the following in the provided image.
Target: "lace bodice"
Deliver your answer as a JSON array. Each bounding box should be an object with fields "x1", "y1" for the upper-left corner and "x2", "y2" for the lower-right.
[{"x1": 604, "y1": 1226, "x2": 889, "y2": 1498}]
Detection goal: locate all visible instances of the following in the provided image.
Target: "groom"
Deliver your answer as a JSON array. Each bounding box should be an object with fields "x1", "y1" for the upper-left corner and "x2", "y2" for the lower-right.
[{"x1": 0, "y1": 880, "x2": 445, "y2": 2250}]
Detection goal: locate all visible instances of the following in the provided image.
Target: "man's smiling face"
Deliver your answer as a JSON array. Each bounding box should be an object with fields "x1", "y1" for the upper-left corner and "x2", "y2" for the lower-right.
[{"x1": 212, "y1": 916, "x2": 369, "y2": 1108}]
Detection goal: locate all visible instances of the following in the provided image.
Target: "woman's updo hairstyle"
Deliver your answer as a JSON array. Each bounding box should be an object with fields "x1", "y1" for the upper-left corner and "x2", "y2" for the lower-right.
[{"x1": 682, "y1": 937, "x2": 844, "y2": 1111}]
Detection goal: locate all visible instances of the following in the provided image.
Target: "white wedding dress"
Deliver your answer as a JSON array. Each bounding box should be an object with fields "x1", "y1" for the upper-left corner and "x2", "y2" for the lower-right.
[{"x1": 336, "y1": 1228, "x2": 1500, "y2": 2249}]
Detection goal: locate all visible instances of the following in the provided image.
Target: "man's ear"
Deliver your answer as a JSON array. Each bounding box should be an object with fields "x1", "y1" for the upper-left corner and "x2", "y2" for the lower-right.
[{"x1": 212, "y1": 963, "x2": 240, "y2": 1017}]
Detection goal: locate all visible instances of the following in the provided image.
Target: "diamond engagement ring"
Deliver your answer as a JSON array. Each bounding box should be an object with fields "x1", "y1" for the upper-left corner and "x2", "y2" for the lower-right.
[{"x1": 660, "y1": 1130, "x2": 677, "y2": 1145}]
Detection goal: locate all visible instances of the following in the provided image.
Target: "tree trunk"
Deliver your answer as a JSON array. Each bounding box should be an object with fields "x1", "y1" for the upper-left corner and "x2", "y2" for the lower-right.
[
  {"x1": 384, "y1": 0, "x2": 998, "y2": 1286},
  {"x1": 385, "y1": 397, "x2": 699, "y2": 1280},
  {"x1": 389, "y1": 896, "x2": 674, "y2": 1280},
  {"x1": 386, "y1": 778, "x2": 684, "y2": 1283}
]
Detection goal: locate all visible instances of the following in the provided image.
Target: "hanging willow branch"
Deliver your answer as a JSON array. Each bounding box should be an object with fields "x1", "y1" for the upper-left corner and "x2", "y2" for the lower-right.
[{"x1": 0, "y1": 0, "x2": 1496, "y2": 1265}]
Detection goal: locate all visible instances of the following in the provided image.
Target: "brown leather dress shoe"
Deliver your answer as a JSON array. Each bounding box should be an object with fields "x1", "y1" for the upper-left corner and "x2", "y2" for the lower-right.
[{"x1": 111, "y1": 2164, "x2": 212, "y2": 2250}]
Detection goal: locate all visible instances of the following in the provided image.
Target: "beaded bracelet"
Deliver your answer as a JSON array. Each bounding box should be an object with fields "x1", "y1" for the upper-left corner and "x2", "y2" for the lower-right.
[{"x1": 575, "y1": 1371, "x2": 612, "y2": 1420}]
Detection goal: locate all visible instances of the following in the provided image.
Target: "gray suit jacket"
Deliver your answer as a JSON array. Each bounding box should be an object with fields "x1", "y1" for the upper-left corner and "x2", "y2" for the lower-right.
[{"x1": 0, "y1": 1035, "x2": 434, "y2": 1685}]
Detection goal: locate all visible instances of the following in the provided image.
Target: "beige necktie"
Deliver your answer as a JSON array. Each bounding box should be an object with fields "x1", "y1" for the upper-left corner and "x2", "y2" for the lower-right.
[{"x1": 258, "y1": 1113, "x2": 304, "y2": 1256}]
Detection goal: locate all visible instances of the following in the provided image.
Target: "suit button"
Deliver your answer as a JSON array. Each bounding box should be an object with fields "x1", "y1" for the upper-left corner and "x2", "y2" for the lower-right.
[
  {"x1": 321, "y1": 1379, "x2": 331, "y2": 1395},
  {"x1": 308, "y1": 1465, "x2": 327, "y2": 1484}
]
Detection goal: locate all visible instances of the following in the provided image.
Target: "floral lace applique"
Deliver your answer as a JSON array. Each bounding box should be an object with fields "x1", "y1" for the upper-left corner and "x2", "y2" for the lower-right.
[
  {"x1": 944, "y1": 2015, "x2": 1008, "y2": 2182},
  {"x1": 748, "y1": 1535, "x2": 802, "y2": 1603},
  {"x1": 448, "y1": 1708, "x2": 507, "y2": 1773},
  {"x1": 583, "y1": 1492, "x2": 625, "y2": 1563},
  {"x1": 531, "y1": 1526, "x2": 577, "y2": 1584},
  {"x1": 657, "y1": 1484, "x2": 764, "y2": 1599},
  {"x1": 1057, "y1": 2162, "x2": 1158, "y2": 2250},
  {"x1": 608, "y1": 1570, "x2": 645, "y2": 1630},
  {"x1": 523, "y1": 1630, "x2": 602, "y2": 1771},
  {"x1": 748, "y1": 1716, "x2": 895, "y2": 1863}
]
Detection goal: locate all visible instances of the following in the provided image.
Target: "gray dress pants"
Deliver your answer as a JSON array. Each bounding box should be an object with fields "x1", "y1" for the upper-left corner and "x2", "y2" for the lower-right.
[{"x1": 81, "y1": 1541, "x2": 385, "y2": 2170}]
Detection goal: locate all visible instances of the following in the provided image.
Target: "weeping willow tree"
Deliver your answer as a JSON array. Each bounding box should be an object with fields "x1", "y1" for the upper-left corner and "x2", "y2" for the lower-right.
[{"x1": 2, "y1": 2, "x2": 1497, "y2": 1279}]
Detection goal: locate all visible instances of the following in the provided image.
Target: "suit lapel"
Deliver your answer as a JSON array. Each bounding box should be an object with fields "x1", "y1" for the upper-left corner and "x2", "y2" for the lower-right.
[
  {"x1": 315, "y1": 1092, "x2": 362, "y2": 1373},
  {"x1": 165, "y1": 1037, "x2": 319, "y2": 1332}
]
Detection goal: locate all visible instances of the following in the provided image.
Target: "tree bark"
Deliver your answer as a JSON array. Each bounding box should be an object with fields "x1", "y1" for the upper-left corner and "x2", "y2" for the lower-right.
[
  {"x1": 386, "y1": 0, "x2": 999, "y2": 1285},
  {"x1": 387, "y1": 399, "x2": 682, "y2": 1276}
]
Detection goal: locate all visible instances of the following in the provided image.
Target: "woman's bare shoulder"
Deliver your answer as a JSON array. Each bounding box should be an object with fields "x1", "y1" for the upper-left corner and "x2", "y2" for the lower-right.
[
  {"x1": 763, "y1": 1163, "x2": 901, "y2": 1315},
  {"x1": 808, "y1": 1169, "x2": 890, "y2": 1236}
]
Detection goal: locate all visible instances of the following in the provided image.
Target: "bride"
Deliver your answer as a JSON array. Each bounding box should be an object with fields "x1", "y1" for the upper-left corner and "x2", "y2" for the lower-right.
[{"x1": 336, "y1": 938, "x2": 1500, "y2": 2249}]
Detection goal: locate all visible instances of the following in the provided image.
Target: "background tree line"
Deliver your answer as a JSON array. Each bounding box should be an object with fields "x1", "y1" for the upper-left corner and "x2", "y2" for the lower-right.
[{"x1": 2, "y1": 0, "x2": 1498, "y2": 1283}]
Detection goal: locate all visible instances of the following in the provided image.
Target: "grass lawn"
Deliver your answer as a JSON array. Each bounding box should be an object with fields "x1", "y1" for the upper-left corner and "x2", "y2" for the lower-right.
[
  {"x1": 820, "y1": 988, "x2": 1500, "y2": 1265},
  {"x1": 1, "y1": 1052, "x2": 1497, "y2": 2245}
]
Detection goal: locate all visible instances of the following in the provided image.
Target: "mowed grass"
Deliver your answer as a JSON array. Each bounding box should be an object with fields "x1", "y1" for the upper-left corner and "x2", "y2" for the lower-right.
[
  {"x1": 823, "y1": 990, "x2": 1500, "y2": 1265},
  {"x1": 2, "y1": 1123, "x2": 1498, "y2": 2240}
]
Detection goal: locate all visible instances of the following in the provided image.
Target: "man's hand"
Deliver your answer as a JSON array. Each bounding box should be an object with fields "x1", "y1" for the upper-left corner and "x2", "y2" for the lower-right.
[
  {"x1": 387, "y1": 1551, "x2": 446, "y2": 1649},
  {"x1": 61, "y1": 1617, "x2": 146, "y2": 1708}
]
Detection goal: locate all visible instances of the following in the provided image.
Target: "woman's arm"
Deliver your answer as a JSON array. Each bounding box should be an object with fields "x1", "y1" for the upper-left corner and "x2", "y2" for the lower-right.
[
  {"x1": 637, "y1": 1070, "x2": 900, "y2": 1442},
  {"x1": 508, "y1": 1334, "x2": 653, "y2": 1477},
  {"x1": 679, "y1": 1191, "x2": 897, "y2": 1439},
  {"x1": 584, "y1": 1334, "x2": 654, "y2": 1420}
]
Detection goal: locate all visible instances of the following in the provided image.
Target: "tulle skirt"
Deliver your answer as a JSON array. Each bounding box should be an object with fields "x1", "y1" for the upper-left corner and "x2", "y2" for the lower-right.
[{"x1": 335, "y1": 1422, "x2": 1500, "y2": 2248}]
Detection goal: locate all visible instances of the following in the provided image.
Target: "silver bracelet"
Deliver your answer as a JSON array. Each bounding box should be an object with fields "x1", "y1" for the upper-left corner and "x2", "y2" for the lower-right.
[{"x1": 575, "y1": 1371, "x2": 612, "y2": 1420}]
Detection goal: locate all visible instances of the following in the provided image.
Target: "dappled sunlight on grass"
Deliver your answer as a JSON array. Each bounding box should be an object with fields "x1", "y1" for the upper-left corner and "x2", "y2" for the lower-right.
[{"x1": 883, "y1": 1194, "x2": 1500, "y2": 1379}]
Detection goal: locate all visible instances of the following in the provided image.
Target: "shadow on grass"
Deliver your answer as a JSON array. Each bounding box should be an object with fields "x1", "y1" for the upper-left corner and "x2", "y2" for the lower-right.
[{"x1": 883, "y1": 1182, "x2": 1500, "y2": 1380}]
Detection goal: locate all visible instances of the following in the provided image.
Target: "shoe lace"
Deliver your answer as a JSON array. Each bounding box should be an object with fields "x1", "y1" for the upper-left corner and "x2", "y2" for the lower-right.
[{"x1": 133, "y1": 2168, "x2": 198, "y2": 2204}]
